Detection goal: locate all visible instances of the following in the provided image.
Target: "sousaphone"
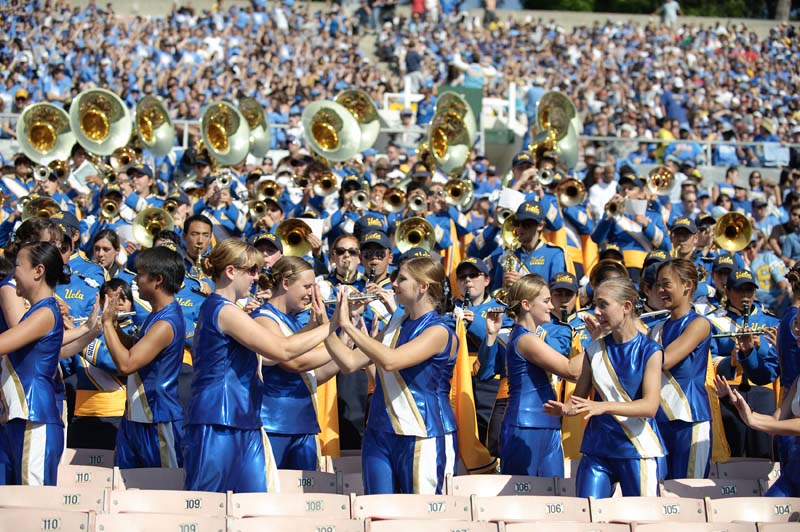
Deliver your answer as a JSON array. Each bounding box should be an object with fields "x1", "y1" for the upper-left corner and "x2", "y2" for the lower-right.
[
  {"x1": 69, "y1": 88, "x2": 132, "y2": 156},
  {"x1": 135, "y1": 95, "x2": 175, "y2": 157},
  {"x1": 200, "y1": 101, "x2": 251, "y2": 166},
  {"x1": 238, "y1": 97, "x2": 270, "y2": 159},
  {"x1": 17, "y1": 103, "x2": 76, "y2": 164},
  {"x1": 334, "y1": 89, "x2": 380, "y2": 152},
  {"x1": 301, "y1": 100, "x2": 361, "y2": 162},
  {"x1": 133, "y1": 207, "x2": 175, "y2": 248}
]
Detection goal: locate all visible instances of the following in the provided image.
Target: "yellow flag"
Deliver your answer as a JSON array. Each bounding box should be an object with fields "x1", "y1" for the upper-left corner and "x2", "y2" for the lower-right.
[
  {"x1": 316, "y1": 378, "x2": 341, "y2": 458},
  {"x1": 706, "y1": 353, "x2": 731, "y2": 463},
  {"x1": 561, "y1": 333, "x2": 587, "y2": 459},
  {"x1": 450, "y1": 316, "x2": 497, "y2": 474}
]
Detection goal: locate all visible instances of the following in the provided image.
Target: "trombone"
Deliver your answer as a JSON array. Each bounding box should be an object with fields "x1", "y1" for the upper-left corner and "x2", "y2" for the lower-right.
[
  {"x1": 556, "y1": 179, "x2": 587, "y2": 207},
  {"x1": 163, "y1": 198, "x2": 179, "y2": 215},
  {"x1": 275, "y1": 218, "x2": 313, "y2": 257},
  {"x1": 248, "y1": 200, "x2": 268, "y2": 221},
  {"x1": 352, "y1": 185, "x2": 371, "y2": 211},
  {"x1": 255, "y1": 179, "x2": 282, "y2": 201},
  {"x1": 110, "y1": 146, "x2": 138, "y2": 173}
]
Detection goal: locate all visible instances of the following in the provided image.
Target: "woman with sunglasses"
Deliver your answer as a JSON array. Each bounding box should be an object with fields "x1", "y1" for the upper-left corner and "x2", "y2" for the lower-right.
[
  {"x1": 318, "y1": 234, "x2": 363, "y2": 312},
  {"x1": 252, "y1": 256, "x2": 338, "y2": 471},
  {"x1": 183, "y1": 239, "x2": 332, "y2": 493}
]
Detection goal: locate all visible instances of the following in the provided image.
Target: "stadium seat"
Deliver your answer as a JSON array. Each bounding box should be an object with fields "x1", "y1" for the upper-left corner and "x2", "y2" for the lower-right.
[
  {"x1": 556, "y1": 477, "x2": 622, "y2": 498},
  {"x1": 56, "y1": 464, "x2": 114, "y2": 489},
  {"x1": 106, "y1": 489, "x2": 227, "y2": 516},
  {"x1": 341, "y1": 472, "x2": 365, "y2": 496},
  {"x1": 331, "y1": 456, "x2": 363, "y2": 474},
  {"x1": 276, "y1": 469, "x2": 339, "y2": 494},
  {"x1": 0, "y1": 508, "x2": 92, "y2": 532},
  {"x1": 365, "y1": 518, "x2": 498, "y2": 532},
  {"x1": 660, "y1": 478, "x2": 762, "y2": 499},
  {"x1": 715, "y1": 460, "x2": 780, "y2": 482},
  {"x1": 112, "y1": 466, "x2": 185, "y2": 490},
  {"x1": 630, "y1": 524, "x2": 756, "y2": 532},
  {"x1": 60, "y1": 448, "x2": 115, "y2": 467},
  {"x1": 471, "y1": 495, "x2": 591, "y2": 523},
  {"x1": 0, "y1": 485, "x2": 106, "y2": 512},
  {"x1": 227, "y1": 492, "x2": 353, "y2": 519},
  {"x1": 755, "y1": 525, "x2": 800, "y2": 531},
  {"x1": 505, "y1": 524, "x2": 630, "y2": 532},
  {"x1": 94, "y1": 512, "x2": 225, "y2": 531},
  {"x1": 705, "y1": 498, "x2": 800, "y2": 523},
  {"x1": 446, "y1": 474, "x2": 557, "y2": 496},
  {"x1": 589, "y1": 496, "x2": 707, "y2": 523},
  {"x1": 352, "y1": 494, "x2": 471, "y2": 521},
  {"x1": 227, "y1": 516, "x2": 365, "y2": 532}
]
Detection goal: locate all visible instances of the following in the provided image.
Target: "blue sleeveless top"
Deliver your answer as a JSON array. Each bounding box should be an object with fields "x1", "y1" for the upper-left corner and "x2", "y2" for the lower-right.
[
  {"x1": 188, "y1": 294, "x2": 263, "y2": 429},
  {"x1": 125, "y1": 300, "x2": 185, "y2": 423},
  {"x1": 0, "y1": 274, "x2": 16, "y2": 333},
  {"x1": 581, "y1": 333, "x2": 666, "y2": 459},
  {"x1": 252, "y1": 302, "x2": 320, "y2": 435},
  {"x1": 368, "y1": 311, "x2": 455, "y2": 437},
  {"x1": 504, "y1": 324, "x2": 561, "y2": 429},
  {"x1": 655, "y1": 309, "x2": 712, "y2": 423},
  {"x1": 0, "y1": 297, "x2": 63, "y2": 424}
]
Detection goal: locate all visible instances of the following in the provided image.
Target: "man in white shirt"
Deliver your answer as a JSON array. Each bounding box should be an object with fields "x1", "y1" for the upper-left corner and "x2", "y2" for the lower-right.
[{"x1": 588, "y1": 165, "x2": 617, "y2": 220}]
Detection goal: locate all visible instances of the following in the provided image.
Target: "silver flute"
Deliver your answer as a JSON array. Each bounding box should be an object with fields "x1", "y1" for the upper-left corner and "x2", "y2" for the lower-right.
[
  {"x1": 323, "y1": 294, "x2": 378, "y2": 305},
  {"x1": 74, "y1": 311, "x2": 136, "y2": 324}
]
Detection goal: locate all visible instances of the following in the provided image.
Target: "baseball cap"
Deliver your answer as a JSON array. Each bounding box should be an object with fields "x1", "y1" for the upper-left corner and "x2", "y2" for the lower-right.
[
  {"x1": 670, "y1": 217, "x2": 697, "y2": 234},
  {"x1": 643, "y1": 249, "x2": 669, "y2": 269},
  {"x1": 456, "y1": 257, "x2": 490, "y2": 276},
  {"x1": 511, "y1": 151, "x2": 534, "y2": 168},
  {"x1": 167, "y1": 191, "x2": 191, "y2": 205},
  {"x1": 411, "y1": 162, "x2": 432, "y2": 179},
  {"x1": 618, "y1": 175, "x2": 644, "y2": 189},
  {"x1": 251, "y1": 232, "x2": 283, "y2": 253},
  {"x1": 752, "y1": 198, "x2": 768, "y2": 209},
  {"x1": 127, "y1": 164, "x2": 153, "y2": 178},
  {"x1": 354, "y1": 215, "x2": 386, "y2": 238},
  {"x1": 397, "y1": 246, "x2": 432, "y2": 264},
  {"x1": 515, "y1": 201, "x2": 545, "y2": 223},
  {"x1": 695, "y1": 213, "x2": 715, "y2": 228},
  {"x1": 599, "y1": 242, "x2": 624, "y2": 259},
  {"x1": 712, "y1": 253, "x2": 736, "y2": 273},
  {"x1": 727, "y1": 268, "x2": 757, "y2": 290},
  {"x1": 51, "y1": 210, "x2": 80, "y2": 233},
  {"x1": 15, "y1": 89, "x2": 29, "y2": 99},
  {"x1": 549, "y1": 272, "x2": 578, "y2": 293},
  {"x1": 101, "y1": 184, "x2": 123, "y2": 197},
  {"x1": 361, "y1": 231, "x2": 391, "y2": 249}
]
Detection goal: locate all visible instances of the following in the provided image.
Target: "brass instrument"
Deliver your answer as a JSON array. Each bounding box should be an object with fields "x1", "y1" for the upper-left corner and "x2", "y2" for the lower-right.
[
  {"x1": 444, "y1": 179, "x2": 474, "y2": 209},
  {"x1": 500, "y1": 214, "x2": 523, "y2": 274},
  {"x1": 416, "y1": 141, "x2": 436, "y2": 172},
  {"x1": 69, "y1": 89, "x2": 132, "y2": 156},
  {"x1": 557, "y1": 179, "x2": 587, "y2": 207},
  {"x1": 334, "y1": 89, "x2": 380, "y2": 152},
  {"x1": 256, "y1": 179, "x2": 282, "y2": 201},
  {"x1": 605, "y1": 198, "x2": 625, "y2": 218},
  {"x1": 537, "y1": 91, "x2": 577, "y2": 141},
  {"x1": 646, "y1": 166, "x2": 675, "y2": 196},
  {"x1": 714, "y1": 212, "x2": 752, "y2": 253},
  {"x1": 110, "y1": 146, "x2": 138, "y2": 173},
  {"x1": 16, "y1": 102, "x2": 76, "y2": 164},
  {"x1": 275, "y1": 218, "x2": 313, "y2": 257},
  {"x1": 396, "y1": 217, "x2": 435, "y2": 253},
  {"x1": 99, "y1": 199, "x2": 119, "y2": 220},
  {"x1": 532, "y1": 91, "x2": 580, "y2": 170},
  {"x1": 135, "y1": 95, "x2": 175, "y2": 157},
  {"x1": 21, "y1": 196, "x2": 61, "y2": 221},
  {"x1": 200, "y1": 100, "x2": 251, "y2": 166},
  {"x1": 33, "y1": 165, "x2": 51, "y2": 181},
  {"x1": 214, "y1": 169, "x2": 235, "y2": 189},
  {"x1": 537, "y1": 167, "x2": 557, "y2": 186},
  {"x1": 491, "y1": 287, "x2": 508, "y2": 306},
  {"x1": 248, "y1": 200, "x2": 268, "y2": 221},
  {"x1": 313, "y1": 170, "x2": 338, "y2": 197},
  {"x1": 408, "y1": 191, "x2": 427, "y2": 213},
  {"x1": 49, "y1": 160, "x2": 70, "y2": 182},
  {"x1": 163, "y1": 198, "x2": 179, "y2": 215},
  {"x1": 497, "y1": 208, "x2": 514, "y2": 225},
  {"x1": 301, "y1": 100, "x2": 361, "y2": 162},
  {"x1": 384, "y1": 187, "x2": 406, "y2": 213},
  {"x1": 352, "y1": 185, "x2": 371, "y2": 211},
  {"x1": 429, "y1": 108, "x2": 471, "y2": 176},
  {"x1": 132, "y1": 207, "x2": 175, "y2": 248},
  {"x1": 238, "y1": 97, "x2": 270, "y2": 159},
  {"x1": 433, "y1": 92, "x2": 478, "y2": 146}
]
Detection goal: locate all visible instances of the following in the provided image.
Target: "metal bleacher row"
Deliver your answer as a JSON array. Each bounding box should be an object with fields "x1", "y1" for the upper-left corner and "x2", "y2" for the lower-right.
[{"x1": 0, "y1": 448, "x2": 797, "y2": 532}]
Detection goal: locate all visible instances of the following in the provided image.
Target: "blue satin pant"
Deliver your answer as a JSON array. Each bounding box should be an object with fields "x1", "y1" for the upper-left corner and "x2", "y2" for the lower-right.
[
  {"x1": 576, "y1": 452, "x2": 662, "y2": 499},
  {"x1": 499, "y1": 424, "x2": 564, "y2": 477},
  {"x1": 115, "y1": 418, "x2": 183, "y2": 469}
]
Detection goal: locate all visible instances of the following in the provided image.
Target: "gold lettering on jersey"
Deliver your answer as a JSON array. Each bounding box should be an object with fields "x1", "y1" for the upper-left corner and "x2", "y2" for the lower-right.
[
  {"x1": 176, "y1": 298, "x2": 193, "y2": 307},
  {"x1": 64, "y1": 289, "x2": 84, "y2": 300},
  {"x1": 529, "y1": 257, "x2": 545, "y2": 266}
]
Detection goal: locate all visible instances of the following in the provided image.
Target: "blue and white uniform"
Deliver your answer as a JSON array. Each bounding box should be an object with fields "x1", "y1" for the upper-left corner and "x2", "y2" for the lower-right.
[
  {"x1": 577, "y1": 333, "x2": 666, "y2": 499},
  {"x1": 648, "y1": 310, "x2": 712, "y2": 479},
  {"x1": 0, "y1": 297, "x2": 64, "y2": 486},
  {"x1": 115, "y1": 301, "x2": 185, "y2": 469},
  {"x1": 183, "y1": 294, "x2": 278, "y2": 493},
  {"x1": 252, "y1": 303, "x2": 321, "y2": 471},
  {"x1": 363, "y1": 310, "x2": 456, "y2": 495},
  {"x1": 500, "y1": 324, "x2": 563, "y2": 477}
]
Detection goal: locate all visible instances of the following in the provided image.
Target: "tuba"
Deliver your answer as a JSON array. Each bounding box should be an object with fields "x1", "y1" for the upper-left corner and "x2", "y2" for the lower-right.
[
  {"x1": 396, "y1": 217, "x2": 435, "y2": 253},
  {"x1": 134, "y1": 95, "x2": 175, "y2": 157},
  {"x1": 647, "y1": 166, "x2": 675, "y2": 196},
  {"x1": 334, "y1": 89, "x2": 380, "y2": 152},
  {"x1": 444, "y1": 179, "x2": 474, "y2": 209},
  {"x1": 21, "y1": 196, "x2": 61, "y2": 221},
  {"x1": 132, "y1": 207, "x2": 174, "y2": 247},
  {"x1": 556, "y1": 178, "x2": 587, "y2": 207},
  {"x1": 17, "y1": 103, "x2": 76, "y2": 164},
  {"x1": 200, "y1": 101, "x2": 251, "y2": 166},
  {"x1": 69, "y1": 89, "x2": 132, "y2": 156},
  {"x1": 301, "y1": 100, "x2": 361, "y2": 162},
  {"x1": 533, "y1": 91, "x2": 580, "y2": 170},
  {"x1": 238, "y1": 97, "x2": 270, "y2": 159},
  {"x1": 714, "y1": 212, "x2": 752, "y2": 253},
  {"x1": 275, "y1": 218, "x2": 313, "y2": 257}
]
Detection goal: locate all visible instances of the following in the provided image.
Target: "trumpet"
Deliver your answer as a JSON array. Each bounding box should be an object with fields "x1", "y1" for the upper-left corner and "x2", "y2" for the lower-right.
[
  {"x1": 33, "y1": 165, "x2": 51, "y2": 181},
  {"x1": 605, "y1": 198, "x2": 625, "y2": 218},
  {"x1": 714, "y1": 212, "x2": 752, "y2": 253},
  {"x1": 313, "y1": 171, "x2": 337, "y2": 197},
  {"x1": 323, "y1": 293, "x2": 378, "y2": 305},
  {"x1": 248, "y1": 200, "x2": 267, "y2": 220},
  {"x1": 100, "y1": 199, "x2": 119, "y2": 220},
  {"x1": 163, "y1": 198, "x2": 179, "y2": 215},
  {"x1": 352, "y1": 187, "x2": 370, "y2": 210},
  {"x1": 444, "y1": 179, "x2": 474, "y2": 209},
  {"x1": 384, "y1": 187, "x2": 406, "y2": 213},
  {"x1": 49, "y1": 160, "x2": 70, "y2": 182},
  {"x1": 408, "y1": 192, "x2": 427, "y2": 213},
  {"x1": 556, "y1": 179, "x2": 587, "y2": 207},
  {"x1": 395, "y1": 217, "x2": 435, "y2": 253},
  {"x1": 256, "y1": 179, "x2": 282, "y2": 201},
  {"x1": 497, "y1": 208, "x2": 514, "y2": 225},
  {"x1": 537, "y1": 168, "x2": 556, "y2": 186},
  {"x1": 215, "y1": 170, "x2": 234, "y2": 189},
  {"x1": 110, "y1": 146, "x2": 138, "y2": 173}
]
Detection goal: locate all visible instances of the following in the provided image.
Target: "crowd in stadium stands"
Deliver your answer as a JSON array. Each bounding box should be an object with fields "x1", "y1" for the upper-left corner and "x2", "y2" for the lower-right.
[{"x1": 0, "y1": 0, "x2": 799, "y2": 164}]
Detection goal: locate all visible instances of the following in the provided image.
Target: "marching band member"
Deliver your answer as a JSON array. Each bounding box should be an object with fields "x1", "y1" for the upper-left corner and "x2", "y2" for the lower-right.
[
  {"x1": 193, "y1": 179, "x2": 247, "y2": 240},
  {"x1": 359, "y1": 230, "x2": 395, "y2": 333},
  {"x1": 80, "y1": 184, "x2": 133, "y2": 254},
  {"x1": 497, "y1": 274, "x2": 581, "y2": 477},
  {"x1": 91, "y1": 229, "x2": 123, "y2": 278},
  {"x1": 700, "y1": 254, "x2": 736, "y2": 314},
  {"x1": 54, "y1": 211, "x2": 107, "y2": 288},
  {"x1": 546, "y1": 277, "x2": 666, "y2": 498},
  {"x1": 323, "y1": 257, "x2": 458, "y2": 494},
  {"x1": 252, "y1": 256, "x2": 338, "y2": 470},
  {"x1": 649, "y1": 259, "x2": 713, "y2": 479},
  {"x1": 183, "y1": 239, "x2": 331, "y2": 493},
  {"x1": 182, "y1": 214, "x2": 214, "y2": 287},
  {"x1": 318, "y1": 233, "x2": 364, "y2": 308},
  {"x1": 0, "y1": 242, "x2": 70, "y2": 485},
  {"x1": 124, "y1": 164, "x2": 164, "y2": 212},
  {"x1": 100, "y1": 246, "x2": 186, "y2": 469}
]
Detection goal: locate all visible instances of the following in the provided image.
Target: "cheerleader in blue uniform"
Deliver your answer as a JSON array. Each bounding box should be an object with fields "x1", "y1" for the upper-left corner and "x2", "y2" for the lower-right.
[
  {"x1": 546, "y1": 277, "x2": 665, "y2": 498},
  {"x1": 100, "y1": 246, "x2": 187, "y2": 469},
  {"x1": 650, "y1": 259, "x2": 713, "y2": 479},
  {"x1": 499, "y1": 274, "x2": 582, "y2": 477},
  {"x1": 0, "y1": 242, "x2": 69, "y2": 485},
  {"x1": 251, "y1": 256, "x2": 338, "y2": 471},
  {"x1": 324, "y1": 257, "x2": 457, "y2": 494},
  {"x1": 184, "y1": 239, "x2": 332, "y2": 493}
]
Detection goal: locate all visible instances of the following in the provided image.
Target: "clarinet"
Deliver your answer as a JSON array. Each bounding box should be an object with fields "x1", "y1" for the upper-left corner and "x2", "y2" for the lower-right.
[
  {"x1": 462, "y1": 287, "x2": 472, "y2": 325},
  {"x1": 367, "y1": 266, "x2": 376, "y2": 284},
  {"x1": 560, "y1": 305, "x2": 568, "y2": 324}
]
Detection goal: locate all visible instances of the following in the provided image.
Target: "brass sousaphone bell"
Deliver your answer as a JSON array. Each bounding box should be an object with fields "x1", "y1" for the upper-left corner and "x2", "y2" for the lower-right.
[
  {"x1": 714, "y1": 212, "x2": 752, "y2": 253},
  {"x1": 201, "y1": 101, "x2": 251, "y2": 167},
  {"x1": 135, "y1": 95, "x2": 175, "y2": 157},
  {"x1": 533, "y1": 91, "x2": 580, "y2": 171},
  {"x1": 646, "y1": 166, "x2": 676, "y2": 196},
  {"x1": 396, "y1": 217, "x2": 435, "y2": 253},
  {"x1": 133, "y1": 207, "x2": 175, "y2": 248},
  {"x1": 69, "y1": 88, "x2": 132, "y2": 156},
  {"x1": 429, "y1": 92, "x2": 476, "y2": 176},
  {"x1": 238, "y1": 97, "x2": 270, "y2": 159},
  {"x1": 301, "y1": 100, "x2": 361, "y2": 162},
  {"x1": 17, "y1": 103, "x2": 76, "y2": 164},
  {"x1": 275, "y1": 218, "x2": 313, "y2": 257},
  {"x1": 334, "y1": 89, "x2": 380, "y2": 152}
]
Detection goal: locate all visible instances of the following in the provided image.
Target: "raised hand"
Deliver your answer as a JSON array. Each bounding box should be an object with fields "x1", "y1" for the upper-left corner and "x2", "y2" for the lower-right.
[
  {"x1": 714, "y1": 374, "x2": 733, "y2": 400},
  {"x1": 102, "y1": 289, "x2": 121, "y2": 325},
  {"x1": 569, "y1": 395, "x2": 606, "y2": 420},
  {"x1": 310, "y1": 284, "x2": 328, "y2": 326}
]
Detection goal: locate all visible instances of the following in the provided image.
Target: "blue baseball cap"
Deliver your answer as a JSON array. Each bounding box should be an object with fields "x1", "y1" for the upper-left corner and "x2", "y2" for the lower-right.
[
  {"x1": 515, "y1": 201, "x2": 545, "y2": 223},
  {"x1": 251, "y1": 232, "x2": 283, "y2": 253},
  {"x1": 361, "y1": 230, "x2": 392, "y2": 249},
  {"x1": 456, "y1": 257, "x2": 490, "y2": 276},
  {"x1": 727, "y1": 269, "x2": 757, "y2": 289}
]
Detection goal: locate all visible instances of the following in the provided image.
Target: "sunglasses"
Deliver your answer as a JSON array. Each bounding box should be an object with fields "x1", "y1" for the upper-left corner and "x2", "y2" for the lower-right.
[
  {"x1": 361, "y1": 249, "x2": 387, "y2": 260},
  {"x1": 237, "y1": 265, "x2": 260, "y2": 275},
  {"x1": 457, "y1": 272, "x2": 484, "y2": 281},
  {"x1": 334, "y1": 247, "x2": 360, "y2": 257}
]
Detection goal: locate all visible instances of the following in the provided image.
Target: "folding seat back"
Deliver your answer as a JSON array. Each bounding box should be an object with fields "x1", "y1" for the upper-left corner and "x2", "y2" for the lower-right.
[
  {"x1": 227, "y1": 516, "x2": 365, "y2": 532},
  {"x1": 112, "y1": 466, "x2": 185, "y2": 490},
  {"x1": 472, "y1": 495, "x2": 591, "y2": 523},
  {"x1": 60, "y1": 448, "x2": 115, "y2": 467},
  {"x1": 276, "y1": 469, "x2": 339, "y2": 494},
  {"x1": 660, "y1": 478, "x2": 761, "y2": 499},
  {"x1": 630, "y1": 523, "x2": 757, "y2": 532},
  {"x1": 106, "y1": 489, "x2": 227, "y2": 516},
  {"x1": 590, "y1": 496, "x2": 707, "y2": 523},
  {"x1": 705, "y1": 497, "x2": 800, "y2": 523},
  {"x1": 227, "y1": 492, "x2": 352, "y2": 519},
  {"x1": 56, "y1": 464, "x2": 114, "y2": 489},
  {"x1": 366, "y1": 519, "x2": 498, "y2": 532},
  {"x1": 447, "y1": 474, "x2": 556, "y2": 497},
  {"x1": 0, "y1": 508, "x2": 92, "y2": 532},
  {"x1": 352, "y1": 495, "x2": 471, "y2": 521},
  {"x1": 93, "y1": 513, "x2": 226, "y2": 532},
  {"x1": 0, "y1": 485, "x2": 105, "y2": 512}
]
